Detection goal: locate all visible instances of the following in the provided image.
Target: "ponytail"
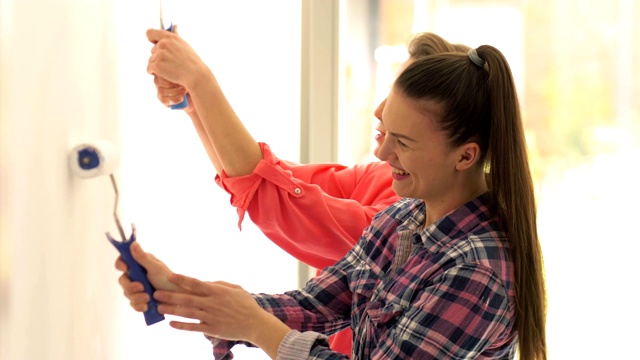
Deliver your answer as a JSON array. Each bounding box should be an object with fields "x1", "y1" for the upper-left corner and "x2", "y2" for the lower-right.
[{"x1": 476, "y1": 45, "x2": 547, "y2": 360}]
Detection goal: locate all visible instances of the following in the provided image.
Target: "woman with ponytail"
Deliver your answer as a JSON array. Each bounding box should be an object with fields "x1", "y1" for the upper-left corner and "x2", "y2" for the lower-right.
[
  {"x1": 389, "y1": 45, "x2": 547, "y2": 359},
  {"x1": 118, "y1": 39, "x2": 546, "y2": 359}
]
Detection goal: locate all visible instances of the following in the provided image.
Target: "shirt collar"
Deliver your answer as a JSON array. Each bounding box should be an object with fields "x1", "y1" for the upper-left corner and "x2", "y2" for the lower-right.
[{"x1": 397, "y1": 193, "x2": 494, "y2": 250}]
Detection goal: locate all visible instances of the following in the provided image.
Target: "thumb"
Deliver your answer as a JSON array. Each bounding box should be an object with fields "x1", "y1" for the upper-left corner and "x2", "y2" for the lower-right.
[
  {"x1": 129, "y1": 241, "x2": 179, "y2": 291},
  {"x1": 130, "y1": 241, "x2": 157, "y2": 270}
]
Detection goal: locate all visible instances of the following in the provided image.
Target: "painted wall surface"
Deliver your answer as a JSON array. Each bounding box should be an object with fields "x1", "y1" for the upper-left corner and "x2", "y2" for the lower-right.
[
  {"x1": 0, "y1": 1, "x2": 122, "y2": 359},
  {"x1": 1, "y1": 1, "x2": 301, "y2": 359}
]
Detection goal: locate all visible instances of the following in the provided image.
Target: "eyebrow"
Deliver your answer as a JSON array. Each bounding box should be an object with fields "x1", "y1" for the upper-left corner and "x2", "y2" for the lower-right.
[
  {"x1": 378, "y1": 118, "x2": 418, "y2": 143},
  {"x1": 389, "y1": 131, "x2": 417, "y2": 143}
]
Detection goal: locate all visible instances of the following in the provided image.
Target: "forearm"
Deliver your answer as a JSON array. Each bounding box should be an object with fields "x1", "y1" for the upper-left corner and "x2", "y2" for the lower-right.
[
  {"x1": 186, "y1": 108, "x2": 224, "y2": 174},
  {"x1": 187, "y1": 69, "x2": 262, "y2": 177}
]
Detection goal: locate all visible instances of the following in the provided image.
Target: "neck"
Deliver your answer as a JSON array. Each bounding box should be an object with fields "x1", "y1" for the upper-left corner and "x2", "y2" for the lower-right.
[{"x1": 424, "y1": 171, "x2": 487, "y2": 228}]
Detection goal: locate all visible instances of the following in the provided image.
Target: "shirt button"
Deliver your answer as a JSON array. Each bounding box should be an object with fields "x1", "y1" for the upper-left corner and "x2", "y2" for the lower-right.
[{"x1": 294, "y1": 188, "x2": 301, "y2": 195}]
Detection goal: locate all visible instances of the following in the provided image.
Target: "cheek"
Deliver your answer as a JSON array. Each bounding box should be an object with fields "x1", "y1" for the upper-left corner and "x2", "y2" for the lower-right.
[{"x1": 405, "y1": 154, "x2": 445, "y2": 179}]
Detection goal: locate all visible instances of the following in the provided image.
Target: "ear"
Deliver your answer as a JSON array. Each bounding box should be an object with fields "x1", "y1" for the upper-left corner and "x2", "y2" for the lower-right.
[{"x1": 454, "y1": 142, "x2": 481, "y2": 171}]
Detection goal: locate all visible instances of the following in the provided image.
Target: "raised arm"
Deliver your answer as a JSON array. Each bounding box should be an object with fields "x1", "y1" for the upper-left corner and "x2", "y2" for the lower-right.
[
  {"x1": 147, "y1": 29, "x2": 399, "y2": 269},
  {"x1": 147, "y1": 29, "x2": 261, "y2": 178},
  {"x1": 154, "y1": 75, "x2": 223, "y2": 174}
]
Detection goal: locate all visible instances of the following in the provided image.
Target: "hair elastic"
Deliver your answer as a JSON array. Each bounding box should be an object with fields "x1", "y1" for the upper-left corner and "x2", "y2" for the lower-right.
[{"x1": 468, "y1": 48, "x2": 486, "y2": 68}]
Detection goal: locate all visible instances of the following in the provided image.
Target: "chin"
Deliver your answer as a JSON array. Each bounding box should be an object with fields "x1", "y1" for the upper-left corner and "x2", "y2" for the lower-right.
[{"x1": 392, "y1": 184, "x2": 410, "y2": 198}]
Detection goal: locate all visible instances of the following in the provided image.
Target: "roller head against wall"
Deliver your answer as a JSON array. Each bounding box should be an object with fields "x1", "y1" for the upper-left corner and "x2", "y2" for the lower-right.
[
  {"x1": 68, "y1": 141, "x2": 165, "y2": 326},
  {"x1": 69, "y1": 140, "x2": 120, "y2": 178}
]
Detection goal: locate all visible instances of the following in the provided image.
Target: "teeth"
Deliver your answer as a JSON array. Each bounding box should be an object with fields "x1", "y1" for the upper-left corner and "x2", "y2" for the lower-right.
[{"x1": 392, "y1": 168, "x2": 408, "y2": 175}]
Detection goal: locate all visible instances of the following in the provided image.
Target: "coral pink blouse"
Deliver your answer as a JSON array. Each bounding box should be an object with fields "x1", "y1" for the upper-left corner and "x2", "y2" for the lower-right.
[{"x1": 215, "y1": 142, "x2": 399, "y2": 355}]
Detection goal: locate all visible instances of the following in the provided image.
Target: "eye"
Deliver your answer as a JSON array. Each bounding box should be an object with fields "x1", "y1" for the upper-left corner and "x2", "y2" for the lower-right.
[{"x1": 396, "y1": 138, "x2": 409, "y2": 148}]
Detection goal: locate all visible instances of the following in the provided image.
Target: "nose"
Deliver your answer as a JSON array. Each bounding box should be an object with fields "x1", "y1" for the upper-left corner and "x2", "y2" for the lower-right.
[
  {"x1": 375, "y1": 132, "x2": 395, "y2": 162},
  {"x1": 372, "y1": 99, "x2": 387, "y2": 158},
  {"x1": 372, "y1": 128, "x2": 385, "y2": 158},
  {"x1": 374, "y1": 98, "x2": 387, "y2": 120}
]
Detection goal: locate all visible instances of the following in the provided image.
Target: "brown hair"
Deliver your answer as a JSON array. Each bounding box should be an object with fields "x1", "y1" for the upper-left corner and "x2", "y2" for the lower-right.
[
  {"x1": 407, "y1": 32, "x2": 471, "y2": 58},
  {"x1": 395, "y1": 44, "x2": 547, "y2": 360}
]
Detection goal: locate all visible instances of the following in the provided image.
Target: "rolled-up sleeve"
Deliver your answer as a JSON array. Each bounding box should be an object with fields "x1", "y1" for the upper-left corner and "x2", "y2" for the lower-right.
[{"x1": 215, "y1": 142, "x2": 398, "y2": 269}]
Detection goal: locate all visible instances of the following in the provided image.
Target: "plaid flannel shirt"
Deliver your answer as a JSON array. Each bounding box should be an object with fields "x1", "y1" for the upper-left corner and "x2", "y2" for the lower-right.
[{"x1": 210, "y1": 194, "x2": 517, "y2": 359}]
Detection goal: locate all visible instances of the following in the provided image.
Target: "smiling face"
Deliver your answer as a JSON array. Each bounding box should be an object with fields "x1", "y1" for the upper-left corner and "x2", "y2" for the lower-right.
[
  {"x1": 371, "y1": 58, "x2": 416, "y2": 158},
  {"x1": 376, "y1": 88, "x2": 460, "y2": 203}
]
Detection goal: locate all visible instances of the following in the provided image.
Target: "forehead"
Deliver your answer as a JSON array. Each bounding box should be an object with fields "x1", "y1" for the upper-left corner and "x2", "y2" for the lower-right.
[{"x1": 383, "y1": 88, "x2": 443, "y2": 133}]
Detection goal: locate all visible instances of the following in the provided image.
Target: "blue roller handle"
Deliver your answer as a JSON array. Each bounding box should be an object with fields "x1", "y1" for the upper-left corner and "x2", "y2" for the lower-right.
[
  {"x1": 107, "y1": 230, "x2": 165, "y2": 326},
  {"x1": 165, "y1": 23, "x2": 188, "y2": 110}
]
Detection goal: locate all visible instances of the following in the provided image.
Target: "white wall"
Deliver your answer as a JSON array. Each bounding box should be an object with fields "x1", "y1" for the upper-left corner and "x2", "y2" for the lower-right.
[
  {"x1": 1, "y1": 1, "x2": 301, "y2": 359},
  {"x1": 0, "y1": 1, "x2": 122, "y2": 359}
]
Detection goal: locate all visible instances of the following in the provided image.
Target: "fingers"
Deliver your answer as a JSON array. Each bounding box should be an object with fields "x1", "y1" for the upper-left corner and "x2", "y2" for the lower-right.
[
  {"x1": 154, "y1": 75, "x2": 187, "y2": 107},
  {"x1": 157, "y1": 301, "x2": 206, "y2": 321},
  {"x1": 154, "y1": 75, "x2": 179, "y2": 88},
  {"x1": 117, "y1": 273, "x2": 150, "y2": 312},
  {"x1": 129, "y1": 293, "x2": 151, "y2": 313},
  {"x1": 118, "y1": 273, "x2": 142, "y2": 292},
  {"x1": 156, "y1": 87, "x2": 188, "y2": 107},
  {"x1": 215, "y1": 281, "x2": 243, "y2": 289},
  {"x1": 169, "y1": 320, "x2": 210, "y2": 334},
  {"x1": 154, "y1": 290, "x2": 212, "y2": 325},
  {"x1": 129, "y1": 242, "x2": 154, "y2": 270},
  {"x1": 146, "y1": 28, "x2": 173, "y2": 44},
  {"x1": 167, "y1": 274, "x2": 213, "y2": 295},
  {"x1": 146, "y1": 27, "x2": 202, "y2": 86},
  {"x1": 115, "y1": 256, "x2": 128, "y2": 272}
]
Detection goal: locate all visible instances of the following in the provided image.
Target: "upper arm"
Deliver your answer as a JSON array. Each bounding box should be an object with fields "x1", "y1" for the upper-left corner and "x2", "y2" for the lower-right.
[{"x1": 244, "y1": 160, "x2": 397, "y2": 269}]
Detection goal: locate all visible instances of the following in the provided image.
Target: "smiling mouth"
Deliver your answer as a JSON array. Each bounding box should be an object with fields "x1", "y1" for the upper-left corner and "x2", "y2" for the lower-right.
[{"x1": 392, "y1": 167, "x2": 409, "y2": 176}]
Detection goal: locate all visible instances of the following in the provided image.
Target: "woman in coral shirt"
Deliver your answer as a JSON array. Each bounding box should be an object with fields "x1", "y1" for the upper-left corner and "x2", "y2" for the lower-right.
[{"x1": 147, "y1": 30, "x2": 469, "y2": 355}]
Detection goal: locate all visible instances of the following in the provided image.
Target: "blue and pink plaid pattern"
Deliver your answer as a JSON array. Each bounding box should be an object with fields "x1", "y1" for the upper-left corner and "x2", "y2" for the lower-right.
[{"x1": 212, "y1": 194, "x2": 517, "y2": 359}]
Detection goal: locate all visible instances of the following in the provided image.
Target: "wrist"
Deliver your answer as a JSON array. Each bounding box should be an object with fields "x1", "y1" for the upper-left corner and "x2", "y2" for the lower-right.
[
  {"x1": 185, "y1": 65, "x2": 216, "y2": 96},
  {"x1": 247, "y1": 311, "x2": 291, "y2": 358}
]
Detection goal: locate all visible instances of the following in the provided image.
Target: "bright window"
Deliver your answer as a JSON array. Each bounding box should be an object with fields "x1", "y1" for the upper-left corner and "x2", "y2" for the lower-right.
[{"x1": 339, "y1": 1, "x2": 640, "y2": 358}]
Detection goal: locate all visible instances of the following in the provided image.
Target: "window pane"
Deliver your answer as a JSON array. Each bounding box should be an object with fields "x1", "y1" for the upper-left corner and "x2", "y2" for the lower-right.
[{"x1": 339, "y1": 1, "x2": 640, "y2": 358}]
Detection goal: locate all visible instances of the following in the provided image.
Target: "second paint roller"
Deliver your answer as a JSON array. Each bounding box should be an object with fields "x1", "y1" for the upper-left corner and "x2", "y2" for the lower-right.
[{"x1": 69, "y1": 141, "x2": 165, "y2": 326}]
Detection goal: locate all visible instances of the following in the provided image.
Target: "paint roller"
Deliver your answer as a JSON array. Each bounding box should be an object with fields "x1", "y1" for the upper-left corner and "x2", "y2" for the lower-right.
[
  {"x1": 69, "y1": 141, "x2": 164, "y2": 326},
  {"x1": 160, "y1": 0, "x2": 188, "y2": 110}
]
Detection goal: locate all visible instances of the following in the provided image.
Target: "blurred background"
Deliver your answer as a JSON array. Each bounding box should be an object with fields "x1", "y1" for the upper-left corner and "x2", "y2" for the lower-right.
[{"x1": 1, "y1": 0, "x2": 638, "y2": 359}]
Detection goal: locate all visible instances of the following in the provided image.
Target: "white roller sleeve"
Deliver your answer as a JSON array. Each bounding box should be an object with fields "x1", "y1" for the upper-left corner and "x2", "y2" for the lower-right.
[{"x1": 69, "y1": 140, "x2": 119, "y2": 178}]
